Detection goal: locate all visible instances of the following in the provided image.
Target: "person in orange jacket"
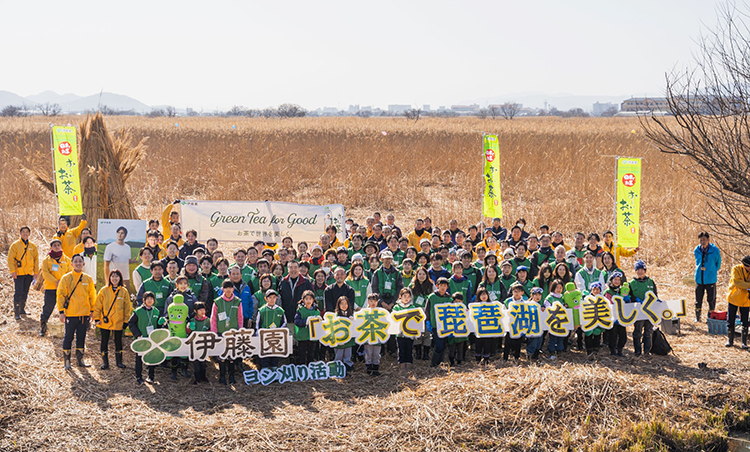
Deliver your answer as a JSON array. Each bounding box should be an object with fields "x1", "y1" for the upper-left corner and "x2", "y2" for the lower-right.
[
  {"x1": 56, "y1": 214, "x2": 87, "y2": 258},
  {"x1": 7, "y1": 226, "x2": 39, "y2": 320}
]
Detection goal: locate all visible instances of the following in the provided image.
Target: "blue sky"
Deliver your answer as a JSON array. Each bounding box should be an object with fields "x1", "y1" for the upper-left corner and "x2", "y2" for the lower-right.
[{"x1": 0, "y1": 0, "x2": 726, "y2": 110}]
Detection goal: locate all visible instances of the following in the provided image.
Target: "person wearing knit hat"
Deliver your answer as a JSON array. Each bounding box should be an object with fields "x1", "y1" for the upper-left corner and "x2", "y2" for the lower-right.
[
  {"x1": 725, "y1": 255, "x2": 750, "y2": 348},
  {"x1": 630, "y1": 259, "x2": 657, "y2": 356}
]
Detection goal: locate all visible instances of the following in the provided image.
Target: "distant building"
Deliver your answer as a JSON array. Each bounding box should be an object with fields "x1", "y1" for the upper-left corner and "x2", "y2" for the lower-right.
[
  {"x1": 450, "y1": 104, "x2": 480, "y2": 112},
  {"x1": 620, "y1": 97, "x2": 669, "y2": 113},
  {"x1": 592, "y1": 102, "x2": 617, "y2": 115},
  {"x1": 388, "y1": 104, "x2": 411, "y2": 114},
  {"x1": 348, "y1": 104, "x2": 360, "y2": 113},
  {"x1": 422, "y1": 105, "x2": 430, "y2": 112},
  {"x1": 322, "y1": 107, "x2": 339, "y2": 115}
]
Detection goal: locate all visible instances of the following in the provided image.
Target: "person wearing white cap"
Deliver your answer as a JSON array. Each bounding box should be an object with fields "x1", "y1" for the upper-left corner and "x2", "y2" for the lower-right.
[{"x1": 372, "y1": 249, "x2": 403, "y2": 356}]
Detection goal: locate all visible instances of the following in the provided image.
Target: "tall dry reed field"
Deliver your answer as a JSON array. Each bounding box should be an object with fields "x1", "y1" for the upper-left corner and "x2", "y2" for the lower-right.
[{"x1": 0, "y1": 115, "x2": 702, "y2": 268}]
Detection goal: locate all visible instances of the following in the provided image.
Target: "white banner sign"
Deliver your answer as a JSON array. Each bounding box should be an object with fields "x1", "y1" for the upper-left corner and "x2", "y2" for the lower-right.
[{"x1": 180, "y1": 200, "x2": 345, "y2": 243}]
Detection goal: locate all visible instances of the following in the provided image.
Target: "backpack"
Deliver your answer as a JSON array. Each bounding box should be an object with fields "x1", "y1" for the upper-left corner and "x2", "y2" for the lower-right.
[{"x1": 651, "y1": 328, "x2": 673, "y2": 356}]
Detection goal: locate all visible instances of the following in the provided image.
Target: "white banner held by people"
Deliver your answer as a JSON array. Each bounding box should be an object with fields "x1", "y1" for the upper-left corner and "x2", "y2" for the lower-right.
[{"x1": 180, "y1": 200, "x2": 345, "y2": 243}]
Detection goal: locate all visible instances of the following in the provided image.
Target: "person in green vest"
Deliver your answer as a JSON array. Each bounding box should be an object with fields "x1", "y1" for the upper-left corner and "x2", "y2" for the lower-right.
[
  {"x1": 183, "y1": 255, "x2": 212, "y2": 309},
  {"x1": 372, "y1": 250, "x2": 403, "y2": 357},
  {"x1": 386, "y1": 235, "x2": 405, "y2": 266},
  {"x1": 393, "y1": 287, "x2": 416, "y2": 373},
  {"x1": 199, "y1": 255, "x2": 214, "y2": 280},
  {"x1": 447, "y1": 292, "x2": 468, "y2": 367},
  {"x1": 574, "y1": 251, "x2": 603, "y2": 293},
  {"x1": 409, "y1": 266, "x2": 434, "y2": 361},
  {"x1": 510, "y1": 242, "x2": 534, "y2": 277},
  {"x1": 502, "y1": 283, "x2": 528, "y2": 362},
  {"x1": 187, "y1": 301, "x2": 211, "y2": 384},
  {"x1": 478, "y1": 264, "x2": 507, "y2": 303},
  {"x1": 400, "y1": 258, "x2": 415, "y2": 288},
  {"x1": 584, "y1": 282, "x2": 605, "y2": 356},
  {"x1": 128, "y1": 291, "x2": 165, "y2": 384},
  {"x1": 333, "y1": 247, "x2": 351, "y2": 274},
  {"x1": 256, "y1": 289, "x2": 287, "y2": 370},
  {"x1": 167, "y1": 292, "x2": 190, "y2": 381},
  {"x1": 601, "y1": 252, "x2": 625, "y2": 285},
  {"x1": 514, "y1": 266, "x2": 535, "y2": 298},
  {"x1": 231, "y1": 248, "x2": 257, "y2": 290},
  {"x1": 347, "y1": 233, "x2": 365, "y2": 260},
  {"x1": 333, "y1": 295, "x2": 356, "y2": 374},
  {"x1": 136, "y1": 261, "x2": 175, "y2": 316},
  {"x1": 253, "y1": 274, "x2": 274, "y2": 310},
  {"x1": 210, "y1": 258, "x2": 230, "y2": 298},
  {"x1": 629, "y1": 260, "x2": 657, "y2": 356},
  {"x1": 532, "y1": 262, "x2": 554, "y2": 302},
  {"x1": 459, "y1": 251, "x2": 482, "y2": 296},
  {"x1": 294, "y1": 290, "x2": 320, "y2": 365},
  {"x1": 500, "y1": 260, "x2": 517, "y2": 292},
  {"x1": 345, "y1": 262, "x2": 371, "y2": 310},
  {"x1": 426, "y1": 277, "x2": 453, "y2": 368},
  {"x1": 448, "y1": 262, "x2": 473, "y2": 304},
  {"x1": 211, "y1": 280, "x2": 243, "y2": 385},
  {"x1": 132, "y1": 247, "x2": 153, "y2": 293}
]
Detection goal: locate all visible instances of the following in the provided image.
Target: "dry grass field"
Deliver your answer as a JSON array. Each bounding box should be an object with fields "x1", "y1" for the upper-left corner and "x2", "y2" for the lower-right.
[{"x1": 0, "y1": 115, "x2": 748, "y2": 451}]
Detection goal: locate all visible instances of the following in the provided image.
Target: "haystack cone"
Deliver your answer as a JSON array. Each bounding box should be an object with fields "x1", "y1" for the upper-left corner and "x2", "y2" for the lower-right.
[{"x1": 26, "y1": 112, "x2": 146, "y2": 237}]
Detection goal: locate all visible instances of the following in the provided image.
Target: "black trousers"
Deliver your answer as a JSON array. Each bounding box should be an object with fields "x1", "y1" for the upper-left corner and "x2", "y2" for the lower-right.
[
  {"x1": 696, "y1": 283, "x2": 717, "y2": 312},
  {"x1": 607, "y1": 324, "x2": 627, "y2": 353},
  {"x1": 474, "y1": 337, "x2": 492, "y2": 358},
  {"x1": 397, "y1": 337, "x2": 414, "y2": 364},
  {"x1": 728, "y1": 304, "x2": 750, "y2": 328},
  {"x1": 42, "y1": 290, "x2": 57, "y2": 322},
  {"x1": 503, "y1": 334, "x2": 522, "y2": 360},
  {"x1": 297, "y1": 340, "x2": 317, "y2": 365},
  {"x1": 584, "y1": 333, "x2": 601, "y2": 353},
  {"x1": 100, "y1": 329, "x2": 123, "y2": 353},
  {"x1": 13, "y1": 275, "x2": 33, "y2": 316},
  {"x1": 135, "y1": 355, "x2": 155, "y2": 379},
  {"x1": 63, "y1": 316, "x2": 89, "y2": 351},
  {"x1": 192, "y1": 360, "x2": 207, "y2": 380}
]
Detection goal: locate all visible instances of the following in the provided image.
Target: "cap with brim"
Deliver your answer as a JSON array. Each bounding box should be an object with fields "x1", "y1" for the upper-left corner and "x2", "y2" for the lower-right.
[
  {"x1": 380, "y1": 250, "x2": 393, "y2": 260},
  {"x1": 352, "y1": 253, "x2": 364, "y2": 261},
  {"x1": 516, "y1": 265, "x2": 529, "y2": 273},
  {"x1": 312, "y1": 245, "x2": 323, "y2": 252},
  {"x1": 265, "y1": 289, "x2": 278, "y2": 298},
  {"x1": 419, "y1": 238, "x2": 430, "y2": 245},
  {"x1": 501, "y1": 260, "x2": 512, "y2": 267}
]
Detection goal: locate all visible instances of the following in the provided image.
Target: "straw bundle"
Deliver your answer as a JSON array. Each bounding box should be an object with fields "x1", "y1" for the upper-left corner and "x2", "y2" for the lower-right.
[{"x1": 24, "y1": 112, "x2": 146, "y2": 237}]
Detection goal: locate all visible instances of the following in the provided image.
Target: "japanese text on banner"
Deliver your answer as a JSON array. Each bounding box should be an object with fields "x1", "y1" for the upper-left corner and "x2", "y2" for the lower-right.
[
  {"x1": 616, "y1": 157, "x2": 642, "y2": 248},
  {"x1": 52, "y1": 126, "x2": 83, "y2": 215}
]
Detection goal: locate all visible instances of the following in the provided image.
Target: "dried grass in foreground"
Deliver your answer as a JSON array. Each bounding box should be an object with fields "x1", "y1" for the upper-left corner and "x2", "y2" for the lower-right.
[{"x1": 1, "y1": 280, "x2": 749, "y2": 452}]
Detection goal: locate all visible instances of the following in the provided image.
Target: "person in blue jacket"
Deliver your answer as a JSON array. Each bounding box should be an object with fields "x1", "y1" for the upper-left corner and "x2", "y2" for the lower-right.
[{"x1": 694, "y1": 231, "x2": 721, "y2": 322}]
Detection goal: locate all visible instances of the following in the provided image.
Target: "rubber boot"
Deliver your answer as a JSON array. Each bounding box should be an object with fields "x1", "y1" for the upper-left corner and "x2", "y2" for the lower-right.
[
  {"x1": 726, "y1": 324, "x2": 735, "y2": 347},
  {"x1": 39, "y1": 320, "x2": 48, "y2": 337},
  {"x1": 742, "y1": 327, "x2": 748, "y2": 350},
  {"x1": 219, "y1": 362, "x2": 227, "y2": 385},
  {"x1": 366, "y1": 364, "x2": 372, "y2": 375},
  {"x1": 181, "y1": 361, "x2": 189, "y2": 378},
  {"x1": 116, "y1": 351, "x2": 126, "y2": 369},
  {"x1": 372, "y1": 364, "x2": 381, "y2": 376},
  {"x1": 64, "y1": 351, "x2": 72, "y2": 370},
  {"x1": 695, "y1": 309, "x2": 702, "y2": 323},
  {"x1": 100, "y1": 352, "x2": 110, "y2": 370},
  {"x1": 76, "y1": 350, "x2": 90, "y2": 367},
  {"x1": 228, "y1": 361, "x2": 236, "y2": 384}
]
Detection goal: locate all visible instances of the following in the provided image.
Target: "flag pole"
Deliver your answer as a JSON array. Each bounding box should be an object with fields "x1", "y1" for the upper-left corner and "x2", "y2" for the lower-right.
[{"x1": 49, "y1": 123, "x2": 59, "y2": 205}]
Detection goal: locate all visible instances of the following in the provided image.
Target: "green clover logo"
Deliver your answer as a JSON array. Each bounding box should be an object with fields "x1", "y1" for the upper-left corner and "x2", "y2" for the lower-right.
[{"x1": 130, "y1": 329, "x2": 183, "y2": 365}]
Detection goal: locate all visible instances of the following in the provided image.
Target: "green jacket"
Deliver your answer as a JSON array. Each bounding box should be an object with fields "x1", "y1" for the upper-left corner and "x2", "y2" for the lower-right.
[{"x1": 294, "y1": 305, "x2": 320, "y2": 341}]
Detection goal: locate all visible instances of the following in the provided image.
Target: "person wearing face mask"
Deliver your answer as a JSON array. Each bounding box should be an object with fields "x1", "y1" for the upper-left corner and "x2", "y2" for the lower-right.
[
  {"x1": 8, "y1": 226, "x2": 39, "y2": 321},
  {"x1": 72, "y1": 227, "x2": 96, "y2": 256},
  {"x1": 40, "y1": 239, "x2": 71, "y2": 336},
  {"x1": 81, "y1": 236, "x2": 98, "y2": 285}
]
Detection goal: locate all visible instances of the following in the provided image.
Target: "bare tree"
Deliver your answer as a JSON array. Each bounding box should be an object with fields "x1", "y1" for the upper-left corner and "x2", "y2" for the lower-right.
[
  {"x1": 259, "y1": 108, "x2": 277, "y2": 118},
  {"x1": 37, "y1": 102, "x2": 61, "y2": 116},
  {"x1": 227, "y1": 105, "x2": 248, "y2": 116},
  {"x1": 355, "y1": 110, "x2": 372, "y2": 118},
  {"x1": 146, "y1": 108, "x2": 165, "y2": 118},
  {"x1": 1, "y1": 105, "x2": 25, "y2": 117},
  {"x1": 403, "y1": 108, "x2": 421, "y2": 122},
  {"x1": 277, "y1": 104, "x2": 306, "y2": 118},
  {"x1": 164, "y1": 106, "x2": 177, "y2": 117},
  {"x1": 488, "y1": 105, "x2": 502, "y2": 119},
  {"x1": 500, "y1": 102, "x2": 520, "y2": 120},
  {"x1": 641, "y1": 2, "x2": 750, "y2": 247},
  {"x1": 477, "y1": 108, "x2": 489, "y2": 119}
]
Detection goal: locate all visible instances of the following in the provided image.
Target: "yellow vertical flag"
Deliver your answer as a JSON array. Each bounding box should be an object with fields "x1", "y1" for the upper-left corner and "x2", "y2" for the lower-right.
[
  {"x1": 615, "y1": 157, "x2": 642, "y2": 248},
  {"x1": 482, "y1": 134, "x2": 502, "y2": 218},
  {"x1": 51, "y1": 126, "x2": 83, "y2": 215}
]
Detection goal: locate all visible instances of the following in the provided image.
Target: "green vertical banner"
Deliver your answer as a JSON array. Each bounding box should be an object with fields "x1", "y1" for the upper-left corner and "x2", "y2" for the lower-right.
[
  {"x1": 482, "y1": 134, "x2": 502, "y2": 218},
  {"x1": 615, "y1": 157, "x2": 642, "y2": 248},
  {"x1": 52, "y1": 126, "x2": 83, "y2": 215}
]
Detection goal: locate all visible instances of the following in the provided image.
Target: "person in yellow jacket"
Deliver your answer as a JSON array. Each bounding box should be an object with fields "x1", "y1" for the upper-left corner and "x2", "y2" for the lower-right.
[
  {"x1": 163, "y1": 223, "x2": 185, "y2": 249},
  {"x1": 161, "y1": 201, "x2": 180, "y2": 237},
  {"x1": 407, "y1": 219, "x2": 431, "y2": 249},
  {"x1": 8, "y1": 226, "x2": 39, "y2": 320},
  {"x1": 57, "y1": 254, "x2": 96, "y2": 369},
  {"x1": 726, "y1": 255, "x2": 750, "y2": 348},
  {"x1": 602, "y1": 230, "x2": 638, "y2": 268},
  {"x1": 93, "y1": 269, "x2": 132, "y2": 370},
  {"x1": 40, "y1": 239, "x2": 72, "y2": 336},
  {"x1": 55, "y1": 214, "x2": 87, "y2": 258},
  {"x1": 71, "y1": 227, "x2": 96, "y2": 256}
]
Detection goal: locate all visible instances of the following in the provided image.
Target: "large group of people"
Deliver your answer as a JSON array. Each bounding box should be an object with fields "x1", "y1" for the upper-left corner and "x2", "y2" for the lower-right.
[{"x1": 7, "y1": 202, "x2": 748, "y2": 386}]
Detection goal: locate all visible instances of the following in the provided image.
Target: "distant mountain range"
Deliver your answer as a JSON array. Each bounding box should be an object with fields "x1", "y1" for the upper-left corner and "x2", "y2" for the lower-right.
[{"x1": 0, "y1": 90, "x2": 152, "y2": 113}]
